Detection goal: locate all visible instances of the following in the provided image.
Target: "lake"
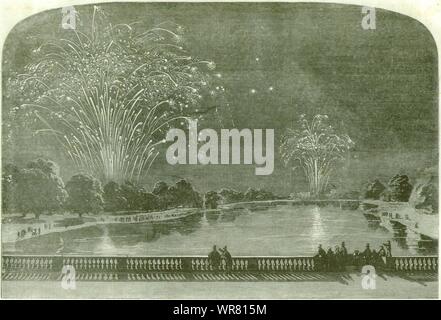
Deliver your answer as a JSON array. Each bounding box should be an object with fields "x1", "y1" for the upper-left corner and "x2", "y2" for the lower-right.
[{"x1": 4, "y1": 205, "x2": 438, "y2": 256}]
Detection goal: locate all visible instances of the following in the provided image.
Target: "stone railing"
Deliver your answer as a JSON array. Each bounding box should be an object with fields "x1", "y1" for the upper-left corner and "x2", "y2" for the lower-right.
[
  {"x1": 2, "y1": 255, "x2": 437, "y2": 274},
  {"x1": 390, "y1": 256, "x2": 438, "y2": 272}
]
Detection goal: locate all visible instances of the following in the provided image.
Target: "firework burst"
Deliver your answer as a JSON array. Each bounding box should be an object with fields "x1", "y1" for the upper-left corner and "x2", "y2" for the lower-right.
[
  {"x1": 280, "y1": 114, "x2": 354, "y2": 196},
  {"x1": 7, "y1": 6, "x2": 225, "y2": 182}
]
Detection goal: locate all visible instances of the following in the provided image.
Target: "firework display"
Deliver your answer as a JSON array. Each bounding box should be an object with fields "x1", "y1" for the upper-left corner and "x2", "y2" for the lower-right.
[
  {"x1": 1, "y1": 1, "x2": 438, "y2": 301},
  {"x1": 6, "y1": 6, "x2": 224, "y2": 182}
]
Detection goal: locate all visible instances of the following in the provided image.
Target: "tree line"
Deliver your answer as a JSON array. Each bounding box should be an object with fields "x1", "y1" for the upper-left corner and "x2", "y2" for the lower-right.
[{"x1": 1, "y1": 158, "x2": 202, "y2": 218}]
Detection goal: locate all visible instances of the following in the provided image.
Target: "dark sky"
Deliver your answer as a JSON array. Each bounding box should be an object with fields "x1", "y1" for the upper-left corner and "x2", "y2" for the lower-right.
[
  {"x1": 2, "y1": 2, "x2": 438, "y2": 193},
  {"x1": 4, "y1": 2, "x2": 438, "y2": 149}
]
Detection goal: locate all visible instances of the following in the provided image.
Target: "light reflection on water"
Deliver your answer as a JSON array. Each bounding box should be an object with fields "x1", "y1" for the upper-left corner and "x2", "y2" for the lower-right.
[
  {"x1": 310, "y1": 206, "x2": 325, "y2": 248},
  {"x1": 8, "y1": 205, "x2": 438, "y2": 256}
]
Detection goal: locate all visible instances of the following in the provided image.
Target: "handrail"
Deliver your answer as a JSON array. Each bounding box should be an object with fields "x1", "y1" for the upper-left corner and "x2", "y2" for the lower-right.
[{"x1": 2, "y1": 255, "x2": 438, "y2": 273}]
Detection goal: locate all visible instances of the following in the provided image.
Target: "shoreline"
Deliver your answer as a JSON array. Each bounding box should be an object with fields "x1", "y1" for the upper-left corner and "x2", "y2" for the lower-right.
[
  {"x1": 1, "y1": 208, "x2": 201, "y2": 244},
  {"x1": 360, "y1": 200, "x2": 439, "y2": 240},
  {"x1": 3, "y1": 199, "x2": 438, "y2": 246}
]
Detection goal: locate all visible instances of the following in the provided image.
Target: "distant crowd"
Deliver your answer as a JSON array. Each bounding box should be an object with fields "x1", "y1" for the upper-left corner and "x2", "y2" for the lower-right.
[
  {"x1": 16, "y1": 223, "x2": 54, "y2": 240},
  {"x1": 314, "y1": 241, "x2": 392, "y2": 271}
]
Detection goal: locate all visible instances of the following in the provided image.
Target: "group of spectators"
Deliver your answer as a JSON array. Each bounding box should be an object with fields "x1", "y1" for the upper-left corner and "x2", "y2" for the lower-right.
[
  {"x1": 208, "y1": 245, "x2": 233, "y2": 272},
  {"x1": 315, "y1": 241, "x2": 393, "y2": 271},
  {"x1": 16, "y1": 223, "x2": 54, "y2": 240},
  {"x1": 17, "y1": 226, "x2": 41, "y2": 239},
  {"x1": 206, "y1": 241, "x2": 394, "y2": 273}
]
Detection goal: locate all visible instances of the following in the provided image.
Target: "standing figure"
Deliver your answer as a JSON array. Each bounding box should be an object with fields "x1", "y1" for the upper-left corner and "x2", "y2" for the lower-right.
[
  {"x1": 362, "y1": 243, "x2": 372, "y2": 265},
  {"x1": 334, "y1": 245, "x2": 342, "y2": 271},
  {"x1": 384, "y1": 240, "x2": 392, "y2": 257},
  {"x1": 326, "y1": 247, "x2": 335, "y2": 271},
  {"x1": 221, "y1": 246, "x2": 233, "y2": 273},
  {"x1": 340, "y1": 241, "x2": 348, "y2": 268},
  {"x1": 208, "y1": 245, "x2": 221, "y2": 272},
  {"x1": 341, "y1": 242, "x2": 348, "y2": 256},
  {"x1": 315, "y1": 244, "x2": 327, "y2": 271}
]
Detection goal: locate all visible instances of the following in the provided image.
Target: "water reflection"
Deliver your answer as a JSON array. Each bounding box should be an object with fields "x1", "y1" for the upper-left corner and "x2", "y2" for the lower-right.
[
  {"x1": 7, "y1": 205, "x2": 438, "y2": 256},
  {"x1": 311, "y1": 206, "x2": 325, "y2": 244},
  {"x1": 105, "y1": 213, "x2": 204, "y2": 247},
  {"x1": 367, "y1": 217, "x2": 438, "y2": 256}
]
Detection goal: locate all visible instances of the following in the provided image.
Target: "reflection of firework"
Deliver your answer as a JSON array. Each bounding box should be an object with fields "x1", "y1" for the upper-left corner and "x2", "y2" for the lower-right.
[{"x1": 8, "y1": 6, "x2": 224, "y2": 182}]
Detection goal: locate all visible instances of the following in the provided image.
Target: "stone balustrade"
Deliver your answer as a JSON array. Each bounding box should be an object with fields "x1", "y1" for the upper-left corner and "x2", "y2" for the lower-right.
[
  {"x1": 2, "y1": 255, "x2": 438, "y2": 275},
  {"x1": 390, "y1": 256, "x2": 438, "y2": 272}
]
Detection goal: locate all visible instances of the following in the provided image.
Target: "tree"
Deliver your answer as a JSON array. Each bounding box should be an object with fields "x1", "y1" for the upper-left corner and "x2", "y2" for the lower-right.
[
  {"x1": 165, "y1": 185, "x2": 179, "y2": 208},
  {"x1": 120, "y1": 181, "x2": 142, "y2": 210},
  {"x1": 1, "y1": 163, "x2": 20, "y2": 213},
  {"x1": 364, "y1": 179, "x2": 386, "y2": 200},
  {"x1": 205, "y1": 191, "x2": 220, "y2": 209},
  {"x1": 409, "y1": 166, "x2": 437, "y2": 213},
  {"x1": 27, "y1": 158, "x2": 62, "y2": 176},
  {"x1": 6, "y1": 6, "x2": 225, "y2": 183},
  {"x1": 65, "y1": 174, "x2": 104, "y2": 217},
  {"x1": 174, "y1": 179, "x2": 202, "y2": 208},
  {"x1": 15, "y1": 159, "x2": 67, "y2": 218},
  {"x1": 103, "y1": 181, "x2": 127, "y2": 212},
  {"x1": 152, "y1": 181, "x2": 170, "y2": 209},
  {"x1": 150, "y1": 179, "x2": 201, "y2": 209},
  {"x1": 244, "y1": 188, "x2": 276, "y2": 201},
  {"x1": 139, "y1": 192, "x2": 160, "y2": 212},
  {"x1": 281, "y1": 114, "x2": 354, "y2": 197},
  {"x1": 152, "y1": 181, "x2": 169, "y2": 196},
  {"x1": 218, "y1": 188, "x2": 244, "y2": 204},
  {"x1": 387, "y1": 174, "x2": 413, "y2": 202}
]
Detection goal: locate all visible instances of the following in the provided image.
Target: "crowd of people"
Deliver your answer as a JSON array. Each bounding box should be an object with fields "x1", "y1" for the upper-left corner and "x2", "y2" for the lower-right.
[
  {"x1": 208, "y1": 245, "x2": 233, "y2": 272},
  {"x1": 17, "y1": 226, "x2": 42, "y2": 239},
  {"x1": 16, "y1": 222, "x2": 55, "y2": 240},
  {"x1": 314, "y1": 241, "x2": 393, "y2": 271},
  {"x1": 206, "y1": 241, "x2": 394, "y2": 273}
]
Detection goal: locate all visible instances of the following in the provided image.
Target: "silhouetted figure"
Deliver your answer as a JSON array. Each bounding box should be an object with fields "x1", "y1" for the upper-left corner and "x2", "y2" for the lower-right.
[
  {"x1": 334, "y1": 245, "x2": 343, "y2": 271},
  {"x1": 362, "y1": 243, "x2": 372, "y2": 265},
  {"x1": 341, "y1": 242, "x2": 348, "y2": 256},
  {"x1": 384, "y1": 240, "x2": 392, "y2": 257},
  {"x1": 378, "y1": 245, "x2": 386, "y2": 257},
  {"x1": 353, "y1": 250, "x2": 361, "y2": 267},
  {"x1": 371, "y1": 249, "x2": 380, "y2": 267},
  {"x1": 340, "y1": 242, "x2": 348, "y2": 269},
  {"x1": 208, "y1": 245, "x2": 221, "y2": 271},
  {"x1": 326, "y1": 247, "x2": 335, "y2": 271},
  {"x1": 378, "y1": 249, "x2": 386, "y2": 268},
  {"x1": 315, "y1": 244, "x2": 327, "y2": 271},
  {"x1": 317, "y1": 244, "x2": 326, "y2": 257},
  {"x1": 221, "y1": 246, "x2": 233, "y2": 273}
]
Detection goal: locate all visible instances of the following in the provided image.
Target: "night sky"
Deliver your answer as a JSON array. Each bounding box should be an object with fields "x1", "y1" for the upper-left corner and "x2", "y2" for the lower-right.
[{"x1": 2, "y1": 2, "x2": 438, "y2": 193}]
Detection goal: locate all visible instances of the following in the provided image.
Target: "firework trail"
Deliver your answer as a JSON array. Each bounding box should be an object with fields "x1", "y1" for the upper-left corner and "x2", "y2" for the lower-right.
[
  {"x1": 281, "y1": 114, "x2": 354, "y2": 196},
  {"x1": 8, "y1": 6, "x2": 225, "y2": 182}
]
